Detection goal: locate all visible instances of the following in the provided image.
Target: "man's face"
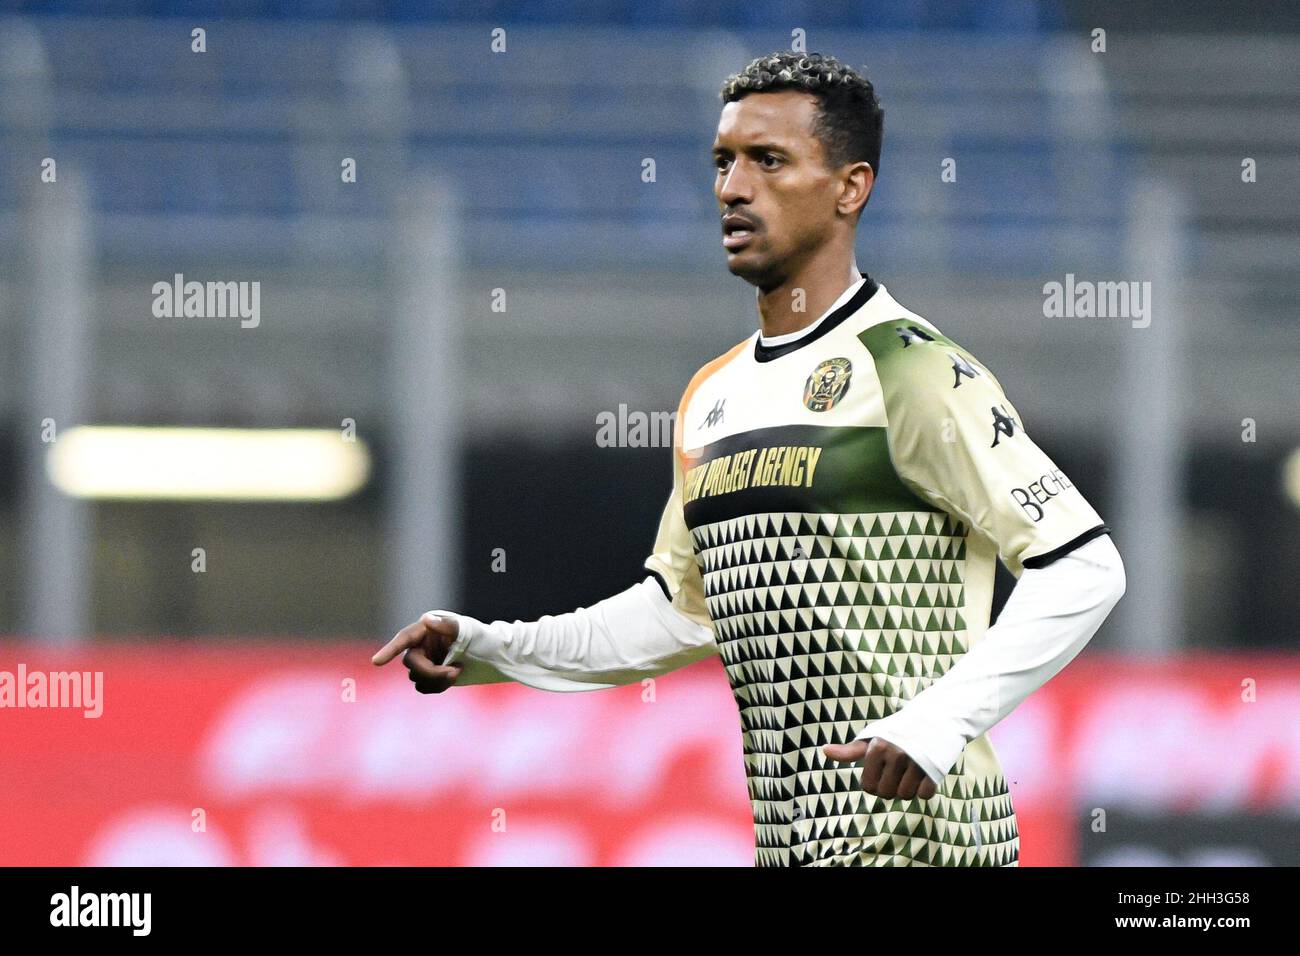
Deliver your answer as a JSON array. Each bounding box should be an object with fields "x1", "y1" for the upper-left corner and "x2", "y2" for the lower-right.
[{"x1": 712, "y1": 90, "x2": 848, "y2": 288}]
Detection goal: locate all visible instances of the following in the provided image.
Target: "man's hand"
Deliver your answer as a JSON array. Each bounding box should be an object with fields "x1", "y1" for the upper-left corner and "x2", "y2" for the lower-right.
[
  {"x1": 823, "y1": 737, "x2": 938, "y2": 801},
  {"x1": 371, "y1": 612, "x2": 463, "y2": 694}
]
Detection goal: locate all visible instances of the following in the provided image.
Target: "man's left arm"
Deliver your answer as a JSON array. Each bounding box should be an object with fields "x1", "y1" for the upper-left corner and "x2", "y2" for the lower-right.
[
  {"x1": 846, "y1": 321, "x2": 1127, "y2": 789},
  {"x1": 854, "y1": 533, "x2": 1124, "y2": 787}
]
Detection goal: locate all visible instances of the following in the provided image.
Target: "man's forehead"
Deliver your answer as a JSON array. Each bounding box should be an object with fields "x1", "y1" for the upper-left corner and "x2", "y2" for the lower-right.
[{"x1": 714, "y1": 90, "x2": 818, "y2": 147}]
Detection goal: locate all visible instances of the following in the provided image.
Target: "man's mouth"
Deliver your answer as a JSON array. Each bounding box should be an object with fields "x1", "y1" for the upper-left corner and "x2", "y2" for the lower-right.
[
  {"x1": 722, "y1": 229, "x2": 753, "y2": 251},
  {"x1": 722, "y1": 214, "x2": 757, "y2": 251}
]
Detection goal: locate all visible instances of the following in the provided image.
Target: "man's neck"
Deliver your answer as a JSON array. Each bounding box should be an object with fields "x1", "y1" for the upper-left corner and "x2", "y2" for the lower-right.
[{"x1": 755, "y1": 257, "x2": 862, "y2": 339}]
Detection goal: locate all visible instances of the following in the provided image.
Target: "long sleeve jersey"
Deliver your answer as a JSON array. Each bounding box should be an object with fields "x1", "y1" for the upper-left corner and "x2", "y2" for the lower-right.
[{"x1": 441, "y1": 273, "x2": 1126, "y2": 866}]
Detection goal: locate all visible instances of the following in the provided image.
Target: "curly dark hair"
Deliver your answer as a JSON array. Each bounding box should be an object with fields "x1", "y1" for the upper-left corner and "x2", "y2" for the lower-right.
[{"x1": 721, "y1": 52, "x2": 884, "y2": 195}]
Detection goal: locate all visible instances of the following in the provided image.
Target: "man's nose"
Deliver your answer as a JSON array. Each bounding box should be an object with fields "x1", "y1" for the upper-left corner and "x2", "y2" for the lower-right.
[{"x1": 717, "y1": 159, "x2": 754, "y2": 206}]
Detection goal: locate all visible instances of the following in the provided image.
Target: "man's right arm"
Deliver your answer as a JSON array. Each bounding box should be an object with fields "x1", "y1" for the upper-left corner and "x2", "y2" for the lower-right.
[
  {"x1": 375, "y1": 445, "x2": 719, "y2": 692},
  {"x1": 436, "y1": 573, "x2": 717, "y2": 692}
]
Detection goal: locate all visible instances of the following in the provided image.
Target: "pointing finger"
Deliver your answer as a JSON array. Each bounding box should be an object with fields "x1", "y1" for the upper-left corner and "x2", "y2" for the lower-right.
[{"x1": 371, "y1": 619, "x2": 431, "y2": 666}]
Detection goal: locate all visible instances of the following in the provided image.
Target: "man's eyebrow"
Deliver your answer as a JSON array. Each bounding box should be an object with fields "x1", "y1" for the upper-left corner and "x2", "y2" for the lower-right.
[{"x1": 712, "y1": 141, "x2": 790, "y2": 155}]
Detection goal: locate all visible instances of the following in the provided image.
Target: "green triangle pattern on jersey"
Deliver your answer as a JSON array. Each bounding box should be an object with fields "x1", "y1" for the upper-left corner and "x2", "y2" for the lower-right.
[{"x1": 693, "y1": 508, "x2": 1019, "y2": 867}]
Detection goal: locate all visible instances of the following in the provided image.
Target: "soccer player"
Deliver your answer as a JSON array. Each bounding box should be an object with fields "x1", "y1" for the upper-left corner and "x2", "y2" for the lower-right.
[{"x1": 373, "y1": 51, "x2": 1126, "y2": 867}]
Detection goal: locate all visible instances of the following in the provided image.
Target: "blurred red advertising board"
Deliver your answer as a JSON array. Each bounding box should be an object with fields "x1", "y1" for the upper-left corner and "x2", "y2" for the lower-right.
[{"x1": 1, "y1": 644, "x2": 1296, "y2": 866}]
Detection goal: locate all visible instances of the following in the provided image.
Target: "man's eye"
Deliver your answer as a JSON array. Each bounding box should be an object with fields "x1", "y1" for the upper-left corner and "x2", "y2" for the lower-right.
[
  {"x1": 714, "y1": 156, "x2": 731, "y2": 170},
  {"x1": 761, "y1": 154, "x2": 781, "y2": 168}
]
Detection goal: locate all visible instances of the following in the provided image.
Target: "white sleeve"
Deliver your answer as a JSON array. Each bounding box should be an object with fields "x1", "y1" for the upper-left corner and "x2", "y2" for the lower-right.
[
  {"x1": 431, "y1": 576, "x2": 719, "y2": 692},
  {"x1": 852, "y1": 533, "x2": 1126, "y2": 785}
]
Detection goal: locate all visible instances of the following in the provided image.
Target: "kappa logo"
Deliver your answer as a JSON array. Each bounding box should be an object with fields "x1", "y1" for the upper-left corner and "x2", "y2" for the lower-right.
[
  {"x1": 701, "y1": 398, "x2": 726, "y2": 429},
  {"x1": 803, "y1": 357, "x2": 852, "y2": 412},
  {"x1": 950, "y1": 353, "x2": 980, "y2": 388},
  {"x1": 990, "y1": 404, "x2": 1019, "y2": 448},
  {"x1": 896, "y1": 324, "x2": 935, "y2": 347}
]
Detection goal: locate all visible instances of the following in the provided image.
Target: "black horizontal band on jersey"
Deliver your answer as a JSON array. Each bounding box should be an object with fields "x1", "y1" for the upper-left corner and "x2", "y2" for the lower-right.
[
  {"x1": 753, "y1": 271, "x2": 880, "y2": 363},
  {"x1": 1020, "y1": 524, "x2": 1112, "y2": 570}
]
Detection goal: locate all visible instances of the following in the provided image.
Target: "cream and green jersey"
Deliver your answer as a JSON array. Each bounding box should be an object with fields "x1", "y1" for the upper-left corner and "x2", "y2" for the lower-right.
[{"x1": 643, "y1": 272, "x2": 1109, "y2": 867}]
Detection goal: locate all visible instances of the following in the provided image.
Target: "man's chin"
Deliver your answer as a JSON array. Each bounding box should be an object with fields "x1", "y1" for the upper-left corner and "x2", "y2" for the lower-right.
[{"x1": 725, "y1": 251, "x2": 776, "y2": 287}]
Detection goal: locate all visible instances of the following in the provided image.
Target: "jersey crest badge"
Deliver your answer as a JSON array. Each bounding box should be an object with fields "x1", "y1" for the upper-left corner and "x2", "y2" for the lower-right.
[{"x1": 803, "y1": 357, "x2": 852, "y2": 412}]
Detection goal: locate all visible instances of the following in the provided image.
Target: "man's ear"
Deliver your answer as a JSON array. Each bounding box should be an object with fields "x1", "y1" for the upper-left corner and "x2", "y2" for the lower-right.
[{"x1": 838, "y1": 161, "x2": 874, "y2": 218}]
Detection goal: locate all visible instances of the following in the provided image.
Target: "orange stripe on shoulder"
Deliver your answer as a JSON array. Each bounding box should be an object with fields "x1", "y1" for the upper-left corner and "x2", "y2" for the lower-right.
[{"x1": 674, "y1": 337, "x2": 750, "y2": 472}]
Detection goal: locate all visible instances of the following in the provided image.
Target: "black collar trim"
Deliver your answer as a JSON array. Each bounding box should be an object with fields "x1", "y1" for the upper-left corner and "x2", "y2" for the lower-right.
[{"x1": 752, "y1": 272, "x2": 879, "y2": 363}]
